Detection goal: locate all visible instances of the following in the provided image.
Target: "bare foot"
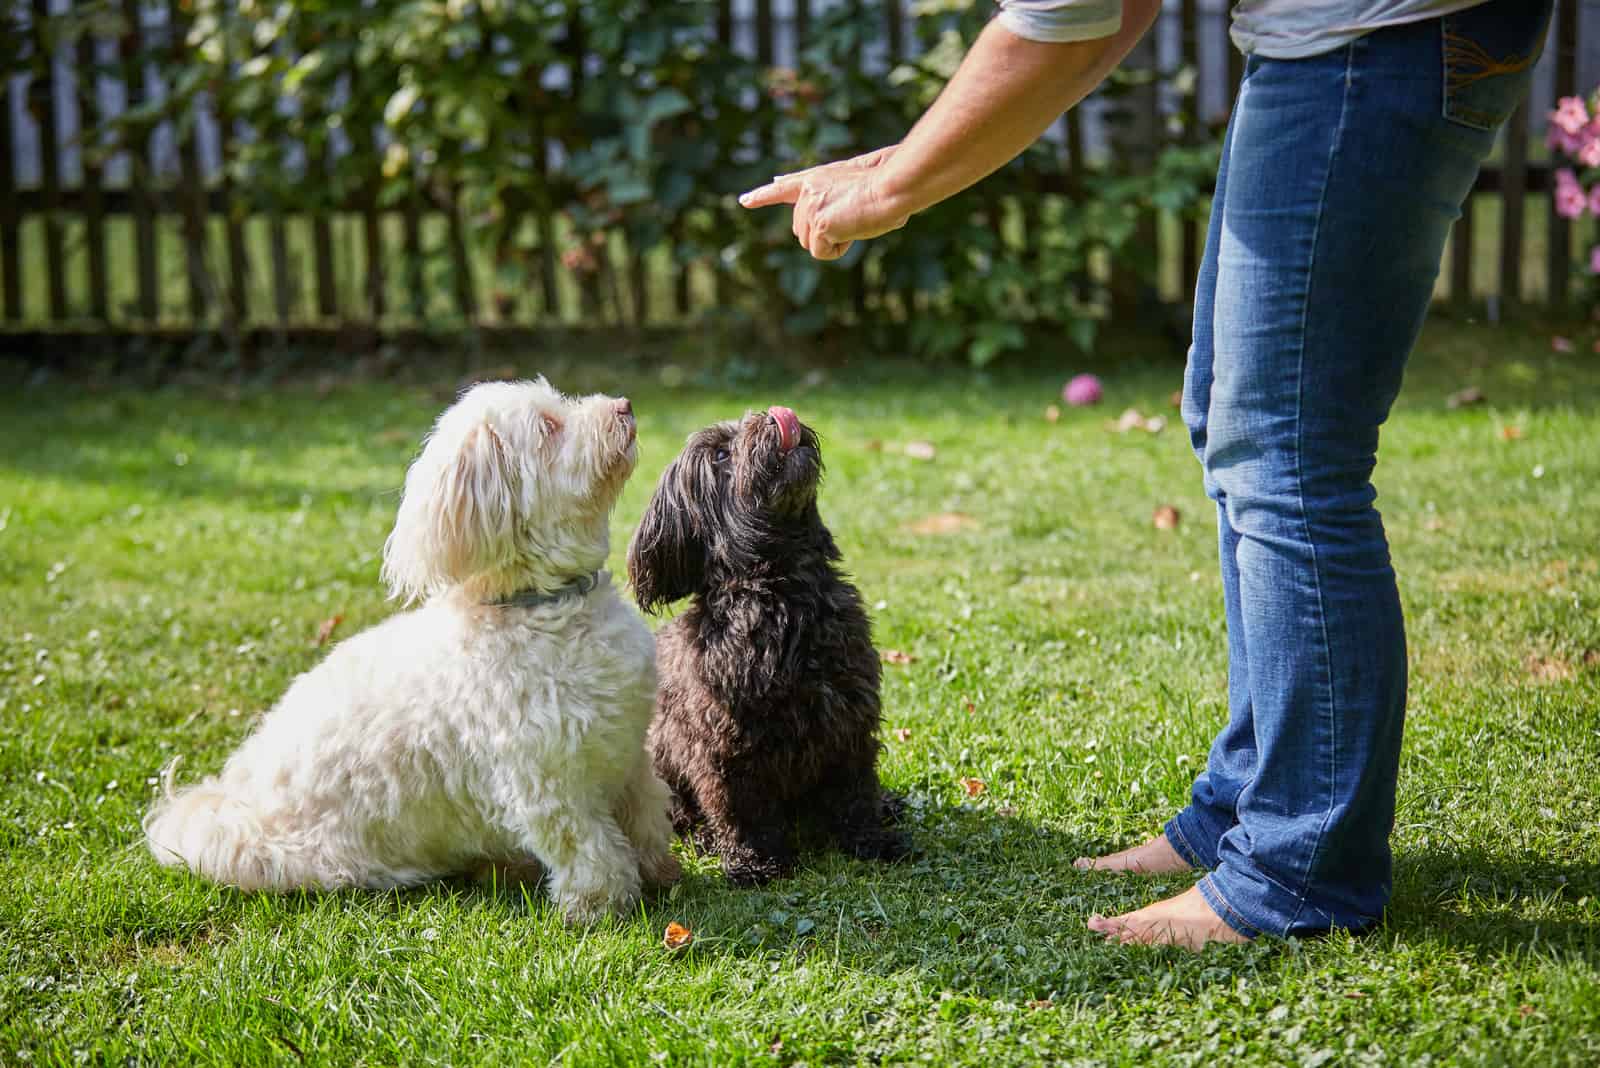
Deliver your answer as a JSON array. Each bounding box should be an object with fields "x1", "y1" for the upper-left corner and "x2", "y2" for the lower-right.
[
  {"x1": 1087, "y1": 885, "x2": 1252, "y2": 950},
  {"x1": 1074, "y1": 832, "x2": 1192, "y2": 874}
]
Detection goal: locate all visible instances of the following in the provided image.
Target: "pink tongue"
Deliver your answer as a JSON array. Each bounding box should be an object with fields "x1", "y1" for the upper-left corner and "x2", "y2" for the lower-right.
[{"x1": 769, "y1": 405, "x2": 800, "y2": 451}]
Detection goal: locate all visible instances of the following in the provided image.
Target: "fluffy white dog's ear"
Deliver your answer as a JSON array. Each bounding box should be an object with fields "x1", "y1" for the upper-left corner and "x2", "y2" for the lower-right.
[{"x1": 383, "y1": 420, "x2": 520, "y2": 602}]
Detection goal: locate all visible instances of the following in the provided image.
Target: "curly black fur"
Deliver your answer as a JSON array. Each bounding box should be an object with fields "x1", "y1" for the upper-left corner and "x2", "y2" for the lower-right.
[{"x1": 627, "y1": 410, "x2": 907, "y2": 885}]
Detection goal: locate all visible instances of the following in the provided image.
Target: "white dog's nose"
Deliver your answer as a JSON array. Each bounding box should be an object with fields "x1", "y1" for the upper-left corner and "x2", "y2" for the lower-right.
[{"x1": 615, "y1": 398, "x2": 633, "y2": 419}]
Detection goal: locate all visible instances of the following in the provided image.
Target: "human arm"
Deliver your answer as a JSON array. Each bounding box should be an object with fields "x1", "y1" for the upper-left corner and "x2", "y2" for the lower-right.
[{"x1": 738, "y1": 0, "x2": 1162, "y2": 260}]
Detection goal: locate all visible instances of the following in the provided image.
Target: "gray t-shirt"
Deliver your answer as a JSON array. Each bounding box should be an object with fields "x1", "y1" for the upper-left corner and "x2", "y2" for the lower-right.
[{"x1": 998, "y1": 0, "x2": 1491, "y2": 58}]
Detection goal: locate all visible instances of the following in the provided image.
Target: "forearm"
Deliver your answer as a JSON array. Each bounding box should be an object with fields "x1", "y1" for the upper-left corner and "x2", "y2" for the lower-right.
[{"x1": 878, "y1": 1, "x2": 1161, "y2": 217}]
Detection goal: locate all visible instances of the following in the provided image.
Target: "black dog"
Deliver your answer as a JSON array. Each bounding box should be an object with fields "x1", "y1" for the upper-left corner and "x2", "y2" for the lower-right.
[{"x1": 626, "y1": 405, "x2": 906, "y2": 885}]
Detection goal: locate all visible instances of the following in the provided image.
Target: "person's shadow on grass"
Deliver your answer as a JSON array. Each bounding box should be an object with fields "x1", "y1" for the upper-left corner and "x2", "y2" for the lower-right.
[{"x1": 1387, "y1": 846, "x2": 1600, "y2": 959}]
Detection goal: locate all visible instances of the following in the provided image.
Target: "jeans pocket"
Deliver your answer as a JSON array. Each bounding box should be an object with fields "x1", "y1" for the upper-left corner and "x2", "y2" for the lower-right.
[{"x1": 1441, "y1": 0, "x2": 1555, "y2": 132}]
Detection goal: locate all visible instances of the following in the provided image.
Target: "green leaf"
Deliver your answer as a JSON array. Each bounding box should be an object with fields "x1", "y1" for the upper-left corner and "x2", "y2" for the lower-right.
[
  {"x1": 640, "y1": 88, "x2": 693, "y2": 126},
  {"x1": 384, "y1": 84, "x2": 420, "y2": 127},
  {"x1": 608, "y1": 176, "x2": 653, "y2": 205}
]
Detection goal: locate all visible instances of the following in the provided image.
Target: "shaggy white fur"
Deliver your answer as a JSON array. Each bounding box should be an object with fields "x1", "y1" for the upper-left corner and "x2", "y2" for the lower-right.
[{"x1": 144, "y1": 378, "x2": 679, "y2": 922}]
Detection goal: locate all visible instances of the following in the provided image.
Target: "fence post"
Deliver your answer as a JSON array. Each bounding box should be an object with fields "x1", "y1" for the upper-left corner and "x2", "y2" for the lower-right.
[
  {"x1": 31, "y1": 0, "x2": 68, "y2": 321},
  {"x1": 402, "y1": 185, "x2": 426, "y2": 322},
  {"x1": 311, "y1": 137, "x2": 338, "y2": 320},
  {"x1": 119, "y1": 0, "x2": 159, "y2": 323},
  {"x1": 1178, "y1": 0, "x2": 1200, "y2": 299},
  {"x1": 446, "y1": 182, "x2": 479, "y2": 324},
  {"x1": 1451, "y1": 197, "x2": 1475, "y2": 309},
  {"x1": 1547, "y1": 0, "x2": 1578, "y2": 309},
  {"x1": 77, "y1": 27, "x2": 109, "y2": 323},
  {"x1": 1499, "y1": 100, "x2": 1529, "y2": 309},
  {"x1": 1109, "y1": 23, "x2": 1161, "y2": 317},
  {"x1": 1, "y1": 46, "x2": 22, "y2": 322},
  {"x1": 168, "y1": 0, "x2": 214, "y2": 328}
]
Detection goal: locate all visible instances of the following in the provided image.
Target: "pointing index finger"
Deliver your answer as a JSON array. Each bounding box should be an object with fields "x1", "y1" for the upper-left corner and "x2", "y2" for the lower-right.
[{"x1": 738, "y1": 179, "x2": 801, "y2": 209}]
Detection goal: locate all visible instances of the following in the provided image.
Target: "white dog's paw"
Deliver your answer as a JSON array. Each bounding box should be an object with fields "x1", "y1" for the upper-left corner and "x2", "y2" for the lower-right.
[
  {"x1": 556, "y1": 882, "x2": 640, "y2": 925},
  {"x1": 639, "y1": 847, "x2": 683, "y2": 890}
]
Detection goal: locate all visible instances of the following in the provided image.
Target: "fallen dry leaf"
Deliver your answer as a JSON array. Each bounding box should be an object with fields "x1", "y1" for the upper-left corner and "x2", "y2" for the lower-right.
[
  {"x1": 959, "y1": 777, "x2": 986, "y2": 798},
  {"x1": 1028, "y1": 999, "x2": 1055, "y2": 1011},
  {"x1": 1446, "y1": 386, "x2": 1485, "y2": 409},
  {"x1": 905, "y1": 512, "x2": 977, "y2": 536},
  {"x1": 1519, "y1": 1004, "x2": 1536, "y2": 1018},
  {"x1": 1424, "y1": 516, "x2": 1447, "y2": 532},
  {"x1": 995, "y1": 805, "x2": 1018, "y2": 818},
  {"x1": 1044, "y1": 404, "x2": 1061, "y2": 423},
  {"x1": 1152, "y1": 505, "x2": 1181, "y2": 531},
  {"x1": 663, "y1": 922, "x2": 693, "y2": 951},
  {"x1": 863, "y1": 438, "x2": 884, "y2": 452},
  {"x1": 903, "y1": 440, "x2": 937, "y2": 461},
  {"x1": 1107, "y1": 408, "x2": 1167, "y2": 435},
  {"x1": 1168, "y1": 389, "x2": 1184, "y2": 409},
  {"x1": 314, "y1": 615, "x2": 344, "y2": 647},
  {"x1": 1584, "y1": 649, "x2": 1600, "y2": 667},
  {"x1": 1525, "y1": 654, "x2": 1575, "y2": 682},
  {"x1": 894, "y1": 728, "x2": 913, "y2": 742},
  {"x1": 1498, "y1": 425, "x2": 1525, "y2": 441},
  {"x1": 1111, "y1": 408, "x2": 1145, "y2": 433},
  {"x1": 882, "y1": 650, "x2": 916, "y2": 666},
  {"x1": 1551, "y1": 335, "x2": 1574, "y2": 353}
]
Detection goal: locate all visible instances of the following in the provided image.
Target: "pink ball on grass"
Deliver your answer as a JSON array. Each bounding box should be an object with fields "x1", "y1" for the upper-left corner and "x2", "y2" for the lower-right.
[{"x1": 1063, "y1": 374, "x2": 1103, "y2": 407}]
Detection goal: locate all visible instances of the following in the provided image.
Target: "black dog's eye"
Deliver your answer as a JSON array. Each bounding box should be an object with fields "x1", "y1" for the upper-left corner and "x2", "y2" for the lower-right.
[{"x1": 714, "y1": 447, "x2": 730, "y2": 463}]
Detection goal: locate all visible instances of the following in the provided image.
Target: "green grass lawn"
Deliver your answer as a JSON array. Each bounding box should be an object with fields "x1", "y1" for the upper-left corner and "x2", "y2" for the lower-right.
[{"x1": 2, "y1": 320, "x2": 1598, "y2": 1065}]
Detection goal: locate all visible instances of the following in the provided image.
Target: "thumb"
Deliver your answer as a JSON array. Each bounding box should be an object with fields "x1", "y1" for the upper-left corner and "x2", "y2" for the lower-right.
[{"x1": 738, "y1": 180, "x2": 801, "y2": 209}]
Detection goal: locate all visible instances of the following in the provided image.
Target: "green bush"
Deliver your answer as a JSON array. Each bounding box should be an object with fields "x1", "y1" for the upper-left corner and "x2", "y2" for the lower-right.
[{"x1": 34, "y1": 0, "x2": 1218, "y2": 361}]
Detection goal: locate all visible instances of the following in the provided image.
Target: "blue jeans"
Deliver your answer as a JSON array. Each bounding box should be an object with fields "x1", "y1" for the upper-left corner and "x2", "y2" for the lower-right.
[{"x1": 1166, "y1": 0, "x2": 1552, "y2": 938}]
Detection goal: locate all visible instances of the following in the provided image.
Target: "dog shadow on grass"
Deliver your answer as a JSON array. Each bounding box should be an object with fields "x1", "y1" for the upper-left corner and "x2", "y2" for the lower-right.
[
  {"x1": 619, "y1": 798, "x2": 1286, "y2": 1001},
  {"x1": 119, "y1": 805, "x2": 1597, "y2": 1004},
  {"x1": 628, "y1": 807, "x2": 1600, "y2": 995}
]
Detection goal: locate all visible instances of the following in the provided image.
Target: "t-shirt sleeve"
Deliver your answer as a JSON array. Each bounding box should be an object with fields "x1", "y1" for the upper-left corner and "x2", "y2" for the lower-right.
[{"x1": 996, "y1": 0, "x2": 1123, "y2": 43}]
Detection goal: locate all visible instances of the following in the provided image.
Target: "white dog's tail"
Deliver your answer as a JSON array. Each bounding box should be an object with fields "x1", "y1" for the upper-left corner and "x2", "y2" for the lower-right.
[{"x1": 143, "y1": 759, "x2": 320, "y2": 891}]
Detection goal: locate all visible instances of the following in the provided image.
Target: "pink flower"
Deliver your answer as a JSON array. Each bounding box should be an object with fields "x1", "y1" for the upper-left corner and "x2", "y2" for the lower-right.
[
  {"x1": 1589, "y1": 244, "x2": 1600, "y2": 275},
  {"x1": 1548, "y1": 125, "x2": 1584, "y2": 157},
  {"x1": 1579, "y1": 137, "x2": 1600, "y2": 168},
  {"x1": 1588, "y1": 183, "x2": 1600, "y2": 216},
  {"x1": 1551, "y1": 96, "x2": 1590, "y2": 136},
  {"x1": 1555, "y1": 168, "x2": 1587, "y2": 219}
]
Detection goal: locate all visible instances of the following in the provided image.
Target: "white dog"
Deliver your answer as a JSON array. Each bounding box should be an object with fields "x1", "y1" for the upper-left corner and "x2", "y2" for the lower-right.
[{"x1": 144, "y1": 378, "x2": 679, "y2": 922}]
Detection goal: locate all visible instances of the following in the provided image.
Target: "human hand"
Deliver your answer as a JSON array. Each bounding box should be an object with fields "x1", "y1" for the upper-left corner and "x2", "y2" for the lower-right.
[{"x1": 738, "y1": 145, "x2": 911, "y2": 261}]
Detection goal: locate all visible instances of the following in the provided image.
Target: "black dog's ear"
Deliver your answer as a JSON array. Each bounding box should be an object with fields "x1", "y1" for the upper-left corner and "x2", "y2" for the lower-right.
[{"x1": 627, "y1": 457, "x2": 706, "y2": 613}]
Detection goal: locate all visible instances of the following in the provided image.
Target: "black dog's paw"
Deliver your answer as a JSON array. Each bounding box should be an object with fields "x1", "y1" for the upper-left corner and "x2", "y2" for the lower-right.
[
  {"x1": 878, "y1": 790, "x2": 908, "y2": 824},
  {"x1": 722, "y1": 853, "x2": 794, "y2": 887},
  {"x1": 845, "y1": 829, "x2": 911, "y2": 864}
]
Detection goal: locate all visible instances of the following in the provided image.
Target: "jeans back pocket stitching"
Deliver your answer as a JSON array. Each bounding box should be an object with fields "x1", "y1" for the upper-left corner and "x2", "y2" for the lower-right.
[{"x1": 1440, "y1": 8, "x2": 1552, "y2": 131}]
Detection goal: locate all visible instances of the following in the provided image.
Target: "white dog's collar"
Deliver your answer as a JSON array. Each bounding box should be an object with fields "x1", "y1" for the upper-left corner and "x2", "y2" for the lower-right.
[{"x1": 487, "y1": 571, "x2": 603, "y2": 609}]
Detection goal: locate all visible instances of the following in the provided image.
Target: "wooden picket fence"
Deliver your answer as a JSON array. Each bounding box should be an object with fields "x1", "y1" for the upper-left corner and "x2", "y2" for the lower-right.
[{"x1": 0, "y1": 0, "x2": 1589, "y2": 345}]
